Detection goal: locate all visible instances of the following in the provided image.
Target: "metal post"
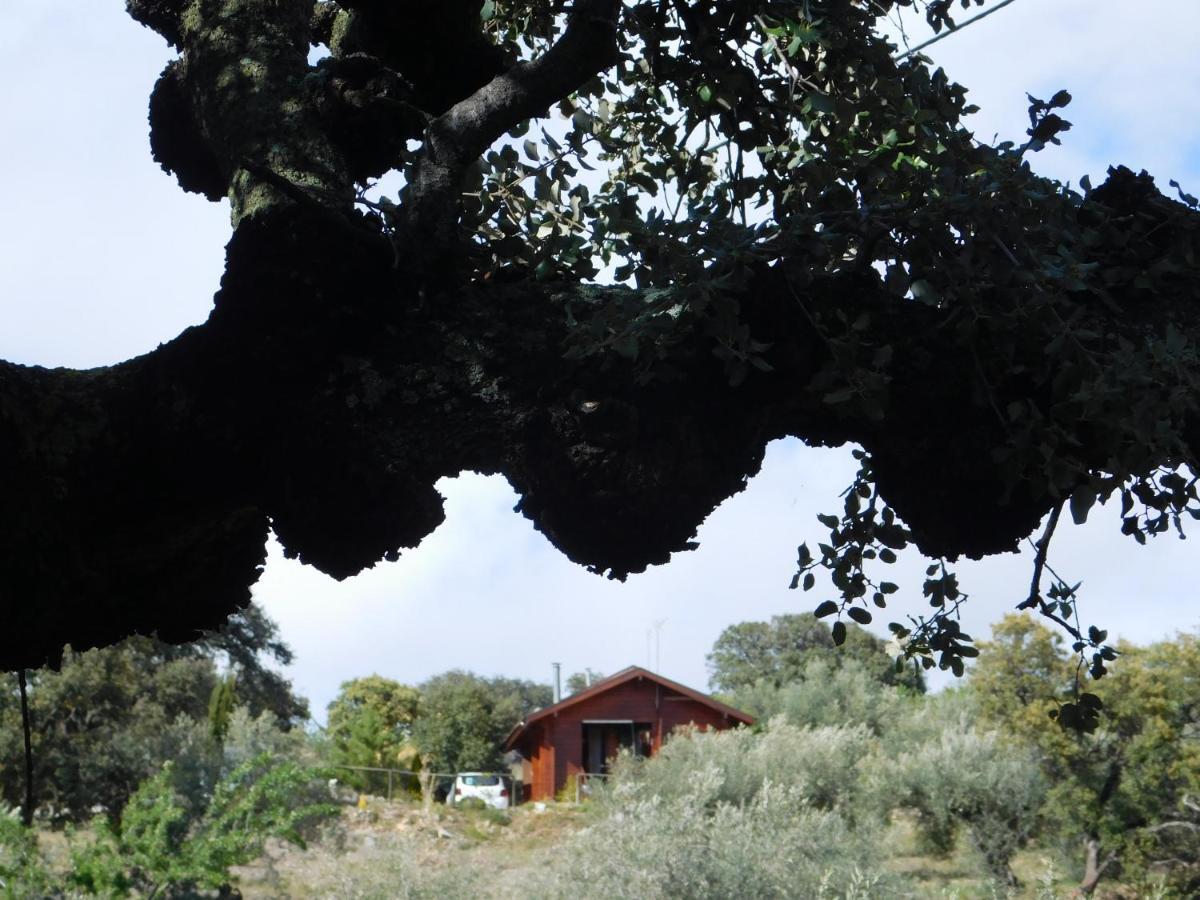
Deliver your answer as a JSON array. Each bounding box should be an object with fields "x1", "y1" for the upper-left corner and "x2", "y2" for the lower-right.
[{"x1": 387, "y1": 769, "x2": 393, "y2": 801}]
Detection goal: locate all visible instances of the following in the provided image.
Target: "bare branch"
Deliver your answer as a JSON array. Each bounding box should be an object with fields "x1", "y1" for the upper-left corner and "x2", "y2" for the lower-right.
[
  {"x1": 1145, "y1": 820, "x2": 1200, "y2": 834},
  {"x1": 1022, "y1": 503, "x2": 1063, "y2": 606}
]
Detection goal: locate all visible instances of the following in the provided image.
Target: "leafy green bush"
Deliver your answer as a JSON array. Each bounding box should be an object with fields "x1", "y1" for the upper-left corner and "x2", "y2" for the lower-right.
[
  {"x1": 0, "y1": 805, "x2": 56, "y2": 899},
  {"x1": 69, "y1": 754, "x2": 336, "y2": 897}
]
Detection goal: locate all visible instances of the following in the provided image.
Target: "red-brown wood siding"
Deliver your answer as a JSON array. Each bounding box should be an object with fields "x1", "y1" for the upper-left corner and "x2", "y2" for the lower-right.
[{"x1": 514, "y1": 676, "x2": 741, "y2": 801}]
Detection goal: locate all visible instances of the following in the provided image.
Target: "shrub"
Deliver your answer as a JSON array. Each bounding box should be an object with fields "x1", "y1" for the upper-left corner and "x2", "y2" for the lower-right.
[
  {"x1": 879, "y1": 720, "x2": 1044, "y2": 886},
  {"x1": 69, "y1": 754, "x2": 336, "y2": 897},
  {"x1": 0, "y1": 805, "x2": 56, "y2": 899},
  {"x1": 535, "y1": 772, "x2": 893, "y2": 899},
  {"x1": 300, "y1": 833, "x2": 488, "y2": 899},
  {"x1": 733, "y1": 658, "x2": 914, "y2": 736},
  {"x1": 540, "y1": 721, "x2": 899, "y2": 898},
  {"x1": 603, "y1": 718, "x2": 874, "y2": 815}
]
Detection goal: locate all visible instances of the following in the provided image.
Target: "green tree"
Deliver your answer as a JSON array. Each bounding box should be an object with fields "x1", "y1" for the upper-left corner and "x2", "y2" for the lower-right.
[
  {"x1": 485, "y1": 675, "x2": 555, "y2": 733},
  {"x1": 412, "y1": 671, "x2": 551, "y2": 773},
  {"x1": 565, "y1": 669, "x2": 605, "y2": 696},
  {"x1": 972, "y1": 615, "x2": 1200, "y2": 895},
  {"x1": 0, "y1": 642, "x2": 214, "y2": 823},
  {"x1": 707, "y1": 613, "x2": 924, "y2": 694},
  {"x1": 207, "y1": 673, "x2": 238, "y2": 744},
  {"x1": 187, "y1": 603, "x2": 311, "y2": 729},
  {"x1": 732, "y1": 657, "x2": 910, "y2": 736},
  {"x1": 0, "y1": 604, "x2": 308, "y2": 823},
  {"x1": 325, "y1": 675, "x2": 421, "y2": 775},
  {"x1": 0, "y1": 805, "x2": 56, "y2": 899},
  {"x1": 884, "y1": 709, "x2": 1044, "y2": 887}
]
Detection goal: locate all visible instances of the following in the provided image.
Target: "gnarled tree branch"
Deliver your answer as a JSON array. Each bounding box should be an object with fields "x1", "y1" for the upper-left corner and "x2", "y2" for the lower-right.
[{"x1": 399, "y1": 0, "x2": 621, "y2": 275}]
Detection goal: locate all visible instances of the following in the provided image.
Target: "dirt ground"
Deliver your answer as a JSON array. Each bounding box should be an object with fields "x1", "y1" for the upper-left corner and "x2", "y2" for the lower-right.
[{"x1": 234, "y1": 795, "x2": 591, "y2": 899}]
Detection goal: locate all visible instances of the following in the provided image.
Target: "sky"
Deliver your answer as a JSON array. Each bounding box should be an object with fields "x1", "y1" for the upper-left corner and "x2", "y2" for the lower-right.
[{"x1": 3, "y1": 1, "x2": 1200, "y2": 721}]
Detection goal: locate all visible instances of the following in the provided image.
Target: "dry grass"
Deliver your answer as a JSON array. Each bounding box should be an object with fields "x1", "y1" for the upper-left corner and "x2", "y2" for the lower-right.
[
  {"x1": 230, "y1": 797, "x2": 1155, "y2": 900},
  {"x1": 234, "y1": 795, "x2": 591, "y2": 899}
]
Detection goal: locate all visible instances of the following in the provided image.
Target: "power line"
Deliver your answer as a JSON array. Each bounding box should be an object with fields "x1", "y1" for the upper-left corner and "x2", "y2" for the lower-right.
[{"x1": 896, "y1": 0, "x2": 1021, "y2": 61}]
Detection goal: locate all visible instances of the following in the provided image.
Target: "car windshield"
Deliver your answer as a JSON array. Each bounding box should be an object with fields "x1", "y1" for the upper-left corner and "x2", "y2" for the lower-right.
[{"x1": 461, "y1": 775, "x2": 500, "y2": 786}]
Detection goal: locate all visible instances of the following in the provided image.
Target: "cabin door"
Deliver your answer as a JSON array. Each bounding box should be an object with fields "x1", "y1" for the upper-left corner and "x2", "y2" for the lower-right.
[{"x1": 582, "y1": 721, "x2": 652, "y2": 774}]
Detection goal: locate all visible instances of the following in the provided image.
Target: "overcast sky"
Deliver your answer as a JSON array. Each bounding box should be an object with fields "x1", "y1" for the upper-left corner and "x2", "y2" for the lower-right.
[{"x1": 3, "y1": 1, "x2": 1199, "y2": 720}]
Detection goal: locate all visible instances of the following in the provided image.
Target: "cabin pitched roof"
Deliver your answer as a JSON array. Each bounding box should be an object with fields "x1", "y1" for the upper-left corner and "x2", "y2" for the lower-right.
[{"x1": 503, "y1": 665, "x2": 753, "y2": 750}]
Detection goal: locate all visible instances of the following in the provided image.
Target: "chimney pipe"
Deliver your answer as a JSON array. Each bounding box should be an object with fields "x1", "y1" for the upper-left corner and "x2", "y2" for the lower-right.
[{"x1": 552, "y1": 662, "x2": 561, "y2": 703}]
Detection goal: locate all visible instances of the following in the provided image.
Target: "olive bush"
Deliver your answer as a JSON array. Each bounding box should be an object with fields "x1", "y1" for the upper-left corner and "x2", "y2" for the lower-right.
[
  {"x1": 732, "y1": 658, "x2": 914, "y2": 736},
  {"x1": 149, "y1": 705, "x2": 310, "y2": 819},
  {"x1": 603, "y1": 718, "x2": 874, "y2": 815},
  {"x1": 536, "y1": 771, "x2": 892, "y2": 900},
  {"x1": 523, "y1": 721, "x2": 899, "y2": 898},
  {"x1": 878, "y1": 719, "x2": 1044, "y2": 886}
]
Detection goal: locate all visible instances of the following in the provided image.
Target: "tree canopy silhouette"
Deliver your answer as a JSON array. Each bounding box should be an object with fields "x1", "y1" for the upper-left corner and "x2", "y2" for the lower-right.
[{"x1": 2, "y1": 0, "x2": 1198, "y2": 673}]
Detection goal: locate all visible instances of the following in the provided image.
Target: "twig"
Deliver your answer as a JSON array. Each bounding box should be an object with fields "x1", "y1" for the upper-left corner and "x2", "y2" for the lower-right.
[{"x1": 1021, "y1": 502, "x2": 1085, "y2": 638}]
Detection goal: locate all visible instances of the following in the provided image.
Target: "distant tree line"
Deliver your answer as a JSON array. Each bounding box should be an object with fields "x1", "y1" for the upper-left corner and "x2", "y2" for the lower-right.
[
  {"x1": 706, "y1": 612, "x2": 926, "y2": 696},
  {"x1": 0, "y1": 603, "x2": 308, "y2": 823},
  {"x1": 325, "y1": 670, "x2": 552, "y2": 778}
]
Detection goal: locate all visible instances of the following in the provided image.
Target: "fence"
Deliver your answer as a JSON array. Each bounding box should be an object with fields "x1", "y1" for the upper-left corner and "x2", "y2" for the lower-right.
[
  {"x1": 574, "y1": 771, "x2": 610, "y2": 804},
  {"x1": 326, "y1": 765, "x2": 427, "y2": 802},
  {"x1": 327, "y1": 766, "x2": 522, "y2": 805},
  {"x1": 328, "y1": 765, "x2": 618, "y2": 806}
]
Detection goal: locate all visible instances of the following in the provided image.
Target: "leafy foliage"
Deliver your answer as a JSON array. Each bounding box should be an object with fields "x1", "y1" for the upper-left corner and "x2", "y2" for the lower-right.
[
  {"x1": 565, "y1": 668, "x2": 606, "y2": 695},
  {"x1": 0, "y1": 603, "x2": 307, "y2": 823},
  {"x1": 208, "y1": 673, "x2": 238, "y2": 744},
  {"x1": 69, "y1": 755, "x2": 335, "y2": 898},
  {"x1": 448, "y1": 0, "x2": 1200, "y2": 683},
  {"x1": 972, "y1": 615, "x2": 1200, "y2": 894},
  {"x1": 326, "y1": 675, "x2": 422, "y2": 777},
  {"x1": 732, "y1": 657, "x2": 913, "y2": 736},
  {"x1": 411, "y1": 671, "x2": 551, "y2": 773},
  {"x1": 570, "y1": 670, "x2": 1042, "y2": 897},
  {"x1": 884, "y1": 714, "x2": 1044, "y2": 885},
  {"x1": 0, "y1": 805, "x2": 56, "y2": 899},
  {"x1": 191, "y1": 603, "x2": 311, "y2": 729},
  {"x1": 707, "y1": 612, "x2": 924, "y2": 694},
  {"x1": 544, "y1": 777, "x2": 892, "y2": 899}
]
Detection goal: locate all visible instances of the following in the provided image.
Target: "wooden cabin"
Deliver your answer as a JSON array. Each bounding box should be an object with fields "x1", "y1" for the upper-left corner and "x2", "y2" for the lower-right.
[{"x1": 503, "y1": 666, "x2": 754, "y2": 801}]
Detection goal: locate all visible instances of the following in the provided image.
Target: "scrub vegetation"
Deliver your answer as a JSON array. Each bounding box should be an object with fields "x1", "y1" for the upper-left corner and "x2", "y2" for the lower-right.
[
  {"x1": 3, "y1": 608, "x2": 1199, "y2": 897},
  {"x1": 4, "y1": 0, "x2": 1199, "y2": 894}
]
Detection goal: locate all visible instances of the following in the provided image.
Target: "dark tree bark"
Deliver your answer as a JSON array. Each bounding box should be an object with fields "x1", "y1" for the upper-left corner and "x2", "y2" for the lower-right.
[
  {"x1": 1, "y1": 0, "x2": 1198, "y2": 669},
  {"x1": 17, "y1": 671, "x2": 34, "y2": 827}
]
